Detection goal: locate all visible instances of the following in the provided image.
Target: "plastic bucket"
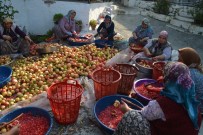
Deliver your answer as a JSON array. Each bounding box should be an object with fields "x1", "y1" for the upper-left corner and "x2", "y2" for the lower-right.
[
  {"x1": 91, "y1": 68, "x2": 121, "y2": 100},
  {"x1": 152, "y1": 61, "x2": 166, "y2": 80},
  {"x1": 47, "y1": 80, "x2": 83, "y2": 124},
  {"x1": 113, "y1": 64, "x2": 138, "y2": 95}
]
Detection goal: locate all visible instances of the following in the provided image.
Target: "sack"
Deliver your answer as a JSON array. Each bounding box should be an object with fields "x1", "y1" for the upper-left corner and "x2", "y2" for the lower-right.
[
  {"x1": 105, "y1": 48, "x2": 134, "y2": 67},
  {"x1": 78, "y1": 77, "x2": 96, "y2": 109}
]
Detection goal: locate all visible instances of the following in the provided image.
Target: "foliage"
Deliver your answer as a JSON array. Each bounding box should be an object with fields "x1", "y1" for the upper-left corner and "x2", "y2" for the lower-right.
[
  {"x1": 76, "y1": 20, "x2": 83, "y2": 26},
  {"x1": 30, "y1": 30, "x2": 53, "y2": 43},
  {"x1": 0, "y1": 0, "x2": 18, "y2": 23},
  {"x1": 53, "y1": 13, "x2": 63, "y2": 24},
  {"x1": 191, "y1": 0, "x2": 203, "y2": 26},
  {"x1": 153, "y1": 0, "x2": 171, "y2": 15},
  {"x1": 89, "y1": 19, "x2": 97, "y2": 27}
]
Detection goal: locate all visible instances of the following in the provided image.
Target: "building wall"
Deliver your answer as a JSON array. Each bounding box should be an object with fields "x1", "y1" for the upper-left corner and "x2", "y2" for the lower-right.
[{"x1": 11, "y1": 0, "x2": 112, "y2": 35}]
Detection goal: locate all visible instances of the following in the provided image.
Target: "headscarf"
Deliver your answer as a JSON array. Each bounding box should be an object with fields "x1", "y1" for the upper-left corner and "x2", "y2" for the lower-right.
[
  {"x1": 66, "y1": 10, "x2": 76, "y2": 22},
  {"x1": 159, "y1": 30, "x2": 168, "y2": 39},
  {"x1": 142, "y1": 18, "x2": 150, "y2": 26},
  {"x1": 104, "y1": 15, "x2": 112, "y2": 28},
  {"x1": 178, "y1": 47, "x2": 203, "y2": 73},
  {"x1": 3, "y1": 17, "x2": 13, "y2": 24},
  {"x1": 161, "y1": 62, "x2": 200, "y2": 129}
]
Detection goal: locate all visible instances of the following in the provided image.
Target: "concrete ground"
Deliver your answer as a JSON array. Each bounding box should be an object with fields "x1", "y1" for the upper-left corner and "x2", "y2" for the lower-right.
[{"x1": 49, "y1": 5, "x2": 203, "y2": 135}]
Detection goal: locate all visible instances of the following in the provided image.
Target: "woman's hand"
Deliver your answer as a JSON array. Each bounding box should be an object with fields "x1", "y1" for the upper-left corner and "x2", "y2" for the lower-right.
[
  {"x1": 25, "y1": 36, "x2": 33, "y2": 43},
  {"x1": 2, "y1": 35, "x2": 12, "y2": 41},
  {"x1": 2, "y1": 125, "x2": 19, "y2": 135},
  {"x1": 120, "y1": 100, "x2": 132, "y2": 113}
]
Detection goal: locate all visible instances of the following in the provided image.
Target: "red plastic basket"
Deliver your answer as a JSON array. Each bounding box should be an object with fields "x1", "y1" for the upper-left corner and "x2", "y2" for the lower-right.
[
  {"x1": 153, "y1": 61, "x2": 166, "y2": 80},
  {"x1": 47, "y1": 80, "x2": 83, "y2": 124},
  {"x1": 113, "y1": 64, "x2": 138, "y2": 95},
  {"x1": 91, "y1": 68, "x2": 121, "y2": 100}
]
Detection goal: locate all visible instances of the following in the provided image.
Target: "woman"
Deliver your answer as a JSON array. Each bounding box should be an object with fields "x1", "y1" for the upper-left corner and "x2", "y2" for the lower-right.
[
  {"x1": 0, "y1": 17, "x2": 32, "y2": 55},
  {"x1": 178, "y1": 47, "x2": 203, "y2": 114},
  {"x1": 114, "y1": 62, "x2": 202, "y2": 135},
  {"x1": 131, "y1": 30, "x2": 172, "y2": 63},
  {"x1": 53, "y1": 10, "x2": 78, "y2": 40},
  {"x1": 95, "y1": 15, "x2": 115, "y2": 46},
  {"x1": 129, "y1": 18, "x2": 153, "y2": 47}
]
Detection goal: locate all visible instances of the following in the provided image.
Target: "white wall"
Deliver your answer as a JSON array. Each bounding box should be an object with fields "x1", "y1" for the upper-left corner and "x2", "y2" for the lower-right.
[{"x1": 11, "y1": 0, "x2": 112, "y2": 35}]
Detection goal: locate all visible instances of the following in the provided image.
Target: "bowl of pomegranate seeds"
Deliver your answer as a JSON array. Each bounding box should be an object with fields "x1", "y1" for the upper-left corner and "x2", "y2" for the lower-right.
[
  {"x1": 0, "y1": 107, "x2": 53, "y2": 135},
  {"x1": 94, "y1": 95, "x2": 143, "y2": 134},
  {"x1": 133, "y1": 78, "x2": 164, "y2": 105}
]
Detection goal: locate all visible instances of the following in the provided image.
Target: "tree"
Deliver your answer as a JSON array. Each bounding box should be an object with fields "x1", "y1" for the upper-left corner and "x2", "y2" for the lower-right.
[{"x1": 0, "y1": 0, "x2": 18, "y2": 23}]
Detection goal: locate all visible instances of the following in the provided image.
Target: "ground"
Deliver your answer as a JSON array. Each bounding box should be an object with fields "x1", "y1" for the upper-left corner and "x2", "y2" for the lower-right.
[{"x1": 49, "y1": 5, "x2": 203, "y2": 135}]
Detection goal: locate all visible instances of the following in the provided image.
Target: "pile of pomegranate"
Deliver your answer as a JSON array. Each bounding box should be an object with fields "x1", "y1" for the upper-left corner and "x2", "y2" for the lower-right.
[{"x1": 0, "y1": 44, "x2": 118, "y2": 111}]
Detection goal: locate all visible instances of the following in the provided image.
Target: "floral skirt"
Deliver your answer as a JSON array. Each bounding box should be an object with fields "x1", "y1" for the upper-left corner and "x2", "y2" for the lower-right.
[
  {"x1": 0, "y1": 38, "x2": 30, "y2": 55},
  {"x1": 113, "y1": 110, "x2": 151, "y2": 135}
]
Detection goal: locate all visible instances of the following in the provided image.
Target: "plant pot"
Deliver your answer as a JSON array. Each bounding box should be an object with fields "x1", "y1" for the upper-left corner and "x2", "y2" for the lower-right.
[{"x1": 91, "y1": 25, "x2": 96, "y2": 30}]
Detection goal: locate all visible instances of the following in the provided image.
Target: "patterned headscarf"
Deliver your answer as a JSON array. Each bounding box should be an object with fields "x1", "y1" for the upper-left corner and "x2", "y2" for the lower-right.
[
  {"x1": 159, "y1": 30, "x2": 168, "y2": 39},
  {"x1": 161, "y1": 62, "x2": 200, "y2": 129},
  {"x1": 178, "y1": 47, "x2": 203, "y2": 73},
  {"x1": 164, "y1": 62, "x2": 193, "y2": 89}
]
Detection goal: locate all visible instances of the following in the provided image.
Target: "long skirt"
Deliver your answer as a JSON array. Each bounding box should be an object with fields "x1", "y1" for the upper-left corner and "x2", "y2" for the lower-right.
[
  {"x1": 113, "y1": 110, "x2": 151, "y2": 135},
  {"x1": 0, "y1": 38, "x2": 30, "y2": 55}
]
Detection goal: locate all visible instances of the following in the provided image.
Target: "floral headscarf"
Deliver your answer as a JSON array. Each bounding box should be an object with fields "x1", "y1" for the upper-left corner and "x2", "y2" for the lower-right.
[
  {"x1": 161, "y1": 62, "x2": 200, "y2": 129},
  {"x1": 164, "y1": 62, "x2": 193, "y2": 89}
]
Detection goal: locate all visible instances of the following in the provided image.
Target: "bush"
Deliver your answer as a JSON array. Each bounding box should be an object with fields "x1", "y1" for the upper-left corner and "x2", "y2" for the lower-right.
[
  {"x1": 153, "y1": 0, "x2": 171, "y2": 15},
  {"x1": 0, "y1": 0, "x2": 18, "y2": 23},
  {"x1": 191, "y1": 0, "x2": 203, "y2": 26},
  {"x1": 53, "y1": 13, "x2": 63, "y2": 24}
]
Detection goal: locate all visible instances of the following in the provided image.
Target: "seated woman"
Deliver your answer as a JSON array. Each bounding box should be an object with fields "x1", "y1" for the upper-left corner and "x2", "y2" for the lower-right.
[
  {"x1": 178, "y1": 47, "x2": 203, "y2": 115},
  {"x1": 114, "y1": 62, "x2": 202, "y2": 135},
  {"x1": 0, "y1": 17, "x2": 32, "y2": 56},
  {"x1": 95, "y1": 15, "x2": 115, "y2": 46},
  {"x1": 129, "y1": 18, "x2": 153, "y2": 47},
  {"x1": 131, "y1": 30, "x2": 172, "y2": 63},
  {"x1": 52, "y1": 10, "x2": 78, "y2": 41}
]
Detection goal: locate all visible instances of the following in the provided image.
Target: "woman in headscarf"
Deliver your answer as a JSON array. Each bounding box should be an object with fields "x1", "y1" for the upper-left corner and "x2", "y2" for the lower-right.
[
  {"x1": 0, "y1": 17, "x2": 32, "y2": 55},
  {"x1": 130, "y1": 30, "x2": 172, "y2": 63},
  {"x1": 178, "y1": 47, "x2": 203, "y2": 114},
  {"x1": 95, "y1": 15, "x2": 115, "y2": 46},
  {"x1": 114, "y1": 62, "x2": 202, "y2": 135},
  {"x1": 52, "y1": 10, "x2": 78, "y2": 41},
  {"x1": 129, "y1": 18, "x2": 154, "y2": 47}
]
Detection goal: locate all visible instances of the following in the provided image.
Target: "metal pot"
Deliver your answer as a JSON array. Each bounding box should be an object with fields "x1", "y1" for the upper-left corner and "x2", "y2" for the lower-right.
[{"x1": 135, "y1": 58, "x2": 153, "y2": 74}]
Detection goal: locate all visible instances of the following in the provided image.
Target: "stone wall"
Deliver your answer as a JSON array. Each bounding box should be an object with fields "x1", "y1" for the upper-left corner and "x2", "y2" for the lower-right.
[{"x1": 121, "y1": 0, "x2": 203, "y2": 35}]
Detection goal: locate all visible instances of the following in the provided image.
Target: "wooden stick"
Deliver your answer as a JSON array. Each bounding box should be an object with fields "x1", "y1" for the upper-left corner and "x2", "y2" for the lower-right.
[
  {"x1": 0, "y1": 113, "x2": 23, "y2": 129},
  {"x1": 121, "y1": 98, "x2": 142, "y2": 110}
]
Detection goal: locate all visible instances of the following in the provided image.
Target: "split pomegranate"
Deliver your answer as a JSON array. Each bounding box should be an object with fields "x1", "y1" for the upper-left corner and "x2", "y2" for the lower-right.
[
  {"x1": 11, "y1": 113, "x2": 49, "y2": 135},
  {"x1": 136, "y1": 83, "x2": 163, "y2": 99},
  {"x1": 98, "y1": 105, "x2": 124, "y2": 130},
  {"x1": 137, "y1": 60, "x2": 153, "y2": 68}
]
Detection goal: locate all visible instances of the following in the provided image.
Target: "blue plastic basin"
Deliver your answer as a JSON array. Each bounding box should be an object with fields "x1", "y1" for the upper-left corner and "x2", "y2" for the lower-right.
[
  {"x1": 0, "y1": 107, "x2": 53, "y2": 135},
  {"x1": 93, "y1": 95, "x2": 143, "y2": 134},
  {"x1": 0, "y1": 66, "x2": 12, "y2": 88}
]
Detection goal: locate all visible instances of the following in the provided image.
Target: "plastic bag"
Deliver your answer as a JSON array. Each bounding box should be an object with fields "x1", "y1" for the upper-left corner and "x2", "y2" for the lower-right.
[
  {"x1": 105, "y1": 48, "x2": 134, "y2": 67},
  {"x1": 78, "y1": 77, "x2": 96, "y2": 109},
  {"x1": 171, "y1": 50, "x2": 179, "y2": 61}
]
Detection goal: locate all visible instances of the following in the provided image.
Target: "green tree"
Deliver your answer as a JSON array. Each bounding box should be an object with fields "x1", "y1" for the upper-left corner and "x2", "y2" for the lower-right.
[
  {"x1": 153, "y1": 0, "x2": 171, "y2": 15},
  {"x1": 0, "y1": 0, "x2": 18, "y2": 23},
  {"x1": 191, "y1": 0, "x2": 203, "y2": 26}
]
